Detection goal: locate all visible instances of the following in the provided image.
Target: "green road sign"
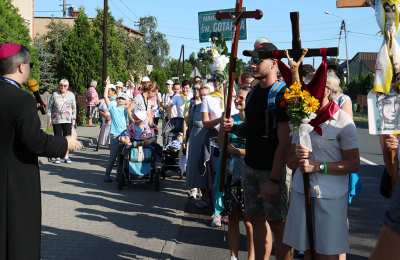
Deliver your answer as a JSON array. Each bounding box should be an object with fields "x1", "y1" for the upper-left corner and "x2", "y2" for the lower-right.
[{"x1": 198, "y1": 8, "x2": 247, "y2": 43}]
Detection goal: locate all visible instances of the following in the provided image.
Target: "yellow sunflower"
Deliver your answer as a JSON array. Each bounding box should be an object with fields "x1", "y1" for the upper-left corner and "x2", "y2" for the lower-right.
[
  {"x1": 289, "y1": 82, "x2": 302, "y2": 97},
  {"x1": 299, "y1": 90, "x2": 311, "y2": 101},
  {"x1": 303, "y1": 96, "x2": 320, "y2": 113}
]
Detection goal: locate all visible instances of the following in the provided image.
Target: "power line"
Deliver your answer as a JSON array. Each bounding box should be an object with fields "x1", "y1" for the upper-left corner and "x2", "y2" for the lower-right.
[
  {"x1": 109, "y1": 0, "x2": 137, "y2": 27},
  {"x1": 118, "y1": 0, "x2": 138, "y2": 18},
  {"x1": 347, "y1": 30, "x2": 381, "y2": 38}
]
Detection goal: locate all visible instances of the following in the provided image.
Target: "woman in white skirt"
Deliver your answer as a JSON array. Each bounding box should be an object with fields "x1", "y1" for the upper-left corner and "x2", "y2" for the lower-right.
[{"x1": 284, "y1": 71, "x2": 360, "y2": 259}]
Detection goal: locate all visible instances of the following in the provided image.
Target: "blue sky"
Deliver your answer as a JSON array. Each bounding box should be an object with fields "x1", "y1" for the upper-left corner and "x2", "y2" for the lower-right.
[{"x1": 35, "y1": 0, "x2": 383, "y2": 65}]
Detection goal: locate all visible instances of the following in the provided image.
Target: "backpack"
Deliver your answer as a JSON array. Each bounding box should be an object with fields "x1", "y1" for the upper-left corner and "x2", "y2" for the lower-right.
[{"x1": 245, "y1": 80, "x2": 286, "y2": 139}]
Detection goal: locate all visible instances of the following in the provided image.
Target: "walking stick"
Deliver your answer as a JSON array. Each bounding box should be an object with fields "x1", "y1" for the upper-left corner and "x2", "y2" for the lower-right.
[
  {"x1": 216, "y1": 0, "x2": 262, "y2": 193},
  {"x1": 303, "y1": 173, "x2": 315, "y2": 259}
]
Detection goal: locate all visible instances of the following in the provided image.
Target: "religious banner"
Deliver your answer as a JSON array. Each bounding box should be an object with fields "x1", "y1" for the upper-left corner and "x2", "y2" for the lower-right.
[
  {"x1": 339, "y1": 0, "x2": 400, "y2": 134},
  {"x1": 365, "y1": 0, "x2": 400, "y2": 134},
  {"x1": 367, "y1": 90, "x2": 400, "y2": 134}
]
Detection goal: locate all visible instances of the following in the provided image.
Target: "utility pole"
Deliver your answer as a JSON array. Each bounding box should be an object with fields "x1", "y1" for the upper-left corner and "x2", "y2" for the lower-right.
[
  {"x1": 325, "y1": 11, "x2": 351, "y2": 82},
  {"x1": 62, "y1": 0, "x2": 67, "y2": 17},
  {"x1": 342, "y1": 20, "x2": 351, "y2": 82},
  {"x1": 182, "y1": 45, "x2": 185, "y2": 78},
  {"x1": 102, "y1": 0, "x2": 108, "y2": 88}
]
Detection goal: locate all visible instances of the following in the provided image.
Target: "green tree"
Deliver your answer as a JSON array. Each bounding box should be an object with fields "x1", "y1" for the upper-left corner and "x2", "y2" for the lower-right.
[
  {"x1": 166, "y1": 58, "x2": 192, "y2": 82},
  {"x1": 92, "y1": 10, "x2": 129, "y2": 84},
  {"x1": 61, "y1": 9, "x2": 101, "y2": 94},
  {"x1": 0, "y1": 0, "x2": 30, "y2": 46},
  {"x1": 33, "y1": 36, "x2": 57, "y2": 92},
  {"x1": 346, "y1": 72, "x2": 374, "y2": 99},
  {"x1": 0, "y1": 0, "x2": 38, "y2": 79},
  {"x1": 116, "y1": 23, "x2": 148, "y2": 81},
  {"x1": 150, "y1": 68, "x2": 168, "y2": 93},
  {"x1": 138, "y1": 16, "x2": 169, "y2": 68},
  {"x1": 45, "y1": 20, "x2": 71, "y2": 80}
]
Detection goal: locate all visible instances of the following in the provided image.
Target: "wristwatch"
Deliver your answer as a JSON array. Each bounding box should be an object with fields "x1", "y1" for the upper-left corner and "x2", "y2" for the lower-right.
[{"x1": 319, "y1": 162, "x2": 326, "y2": 172}]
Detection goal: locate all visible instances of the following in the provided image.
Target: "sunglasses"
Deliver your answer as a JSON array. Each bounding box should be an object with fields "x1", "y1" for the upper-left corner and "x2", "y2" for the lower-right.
[{"x1": 250, "y1": 57, "x2": 263, "y2": 65}]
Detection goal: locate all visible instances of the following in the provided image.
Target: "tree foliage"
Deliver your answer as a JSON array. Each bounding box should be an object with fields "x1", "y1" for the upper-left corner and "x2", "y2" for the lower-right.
[
  {"x1": 45, "y1": 20, "x2": 71, "y2": 80},
  {"x1": 150, "y1": 68, "x2": 168, "y2": 93},
  {"x1": 61, "y1": 9, "x2": 101, "y2": 94},
  {"x1": 0, "y1": 0, "x2": 38, "y2": 79},
  {"x1": 33, "y1": 36, "x2": 57, "y2": 92},
  {"x1": 346, "y1": 73, "x2": 374, "y2": 99},
  {"x1": 0, "y1": 0, "x2": 30, "y2": 46},
  {"x1": 138, "y1": 16, "x2": 169, "y2": 68}
]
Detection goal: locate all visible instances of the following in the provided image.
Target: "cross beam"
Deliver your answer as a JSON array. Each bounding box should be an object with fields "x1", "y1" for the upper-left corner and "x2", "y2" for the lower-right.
[
  {"x1": 256, "y1": 12, "x2": 338, "y2": 61},
  {"x1": 336, "y1": 0, "x2": 370, "y2": 7}
]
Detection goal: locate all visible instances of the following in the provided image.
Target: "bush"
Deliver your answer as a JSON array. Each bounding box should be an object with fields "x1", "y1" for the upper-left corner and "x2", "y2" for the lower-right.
[{"x1": 345, "y1": 73, "x2": 373, "y2": 100}]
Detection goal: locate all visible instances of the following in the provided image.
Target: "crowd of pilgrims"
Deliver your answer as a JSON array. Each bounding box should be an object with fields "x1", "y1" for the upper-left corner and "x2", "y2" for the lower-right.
[{"x1": 48, "y1": 39, "x2": 363, "y2": 260}]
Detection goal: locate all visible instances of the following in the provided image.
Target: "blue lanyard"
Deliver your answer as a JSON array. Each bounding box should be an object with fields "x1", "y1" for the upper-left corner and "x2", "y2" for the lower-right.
[{"x1": 0, "y1": 76, "x2": 20, "y2": 89}]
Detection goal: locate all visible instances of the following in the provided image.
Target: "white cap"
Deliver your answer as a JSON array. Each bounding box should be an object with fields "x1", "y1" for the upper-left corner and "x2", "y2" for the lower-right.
[
  {"x1": 134, "y1": 110, "x2": 147, "y2": 121},
  {"x1": 117, "y1": 92, "x2": 129, "y2": 100},
  {"x1": 254, "y1": 37, "x2": 271, "y2": 49},
  {"x1": 141, "y1": 76, "x2": 150, "y2": 82},
  {"x1": 108, "y1": 84, "x2": 116, "y2": 91},
  {"x1": 166, "y1": 79, "x2": 174, "y2": 85},
  {"x1": 116, "y1": 81, "x2": 124, "y2": 88}
]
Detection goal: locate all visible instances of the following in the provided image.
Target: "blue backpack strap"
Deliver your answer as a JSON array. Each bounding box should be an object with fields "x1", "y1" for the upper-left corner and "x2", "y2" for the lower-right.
[{"x1": 267, "y1": 80, "x2": 286, "y2": 110}]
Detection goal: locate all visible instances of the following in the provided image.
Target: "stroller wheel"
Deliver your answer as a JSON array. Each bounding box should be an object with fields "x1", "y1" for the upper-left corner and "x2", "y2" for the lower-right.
[
  {"x1": 161, "y1": 167, "x2": 166, "y2": 180},
  {"x1": 154, "y1": 169, "x2": 160, "y2": 191},
  {"x1": 117, "y1": 155, "x2": 128, "y2": 190}
]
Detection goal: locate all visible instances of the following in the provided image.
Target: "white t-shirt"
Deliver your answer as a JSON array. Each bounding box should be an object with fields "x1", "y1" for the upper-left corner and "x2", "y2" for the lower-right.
[
  {"x1": 335, "y1": 93, "x2": 351, "y2": 108},
  {"x1": 200, "y1": 95, "x2": 224, "y2": 129},
  {"x1": 170, "y1": 94, "x2": 185, "y2": 118},
  {"x1": 292, "y1": 110, "x2": 359, "y2": 199},
  {"x1": 134, "y1": 94, "x2": 147, "y2": 113}
]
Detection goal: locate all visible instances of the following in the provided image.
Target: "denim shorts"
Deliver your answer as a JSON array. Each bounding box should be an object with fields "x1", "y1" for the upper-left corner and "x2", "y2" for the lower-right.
[{"x1": 384, "y1": 183, "x2": 400, "y2": 234}]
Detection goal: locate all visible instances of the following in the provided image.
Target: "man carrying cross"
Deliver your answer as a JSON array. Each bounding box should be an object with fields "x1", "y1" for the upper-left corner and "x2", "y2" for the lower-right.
[{"x1": 223, "y1": 38, "x2": 292, "y2": 260}]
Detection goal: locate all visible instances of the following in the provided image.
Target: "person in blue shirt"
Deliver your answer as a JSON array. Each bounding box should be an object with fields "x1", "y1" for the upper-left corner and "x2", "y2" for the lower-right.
[
  {"x1": 225, "y1": 87, "x2": 255, "y2": 260},
  {"x1": 103, "y1": 78, "x2": 129, "y2": 182}
]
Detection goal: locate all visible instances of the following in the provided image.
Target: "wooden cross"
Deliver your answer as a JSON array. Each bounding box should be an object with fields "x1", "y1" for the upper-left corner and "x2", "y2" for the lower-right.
[
  {"x1": 215, "y1": 0, "x2": 262, "y2": 194},
  {"x1": 257, "y1": 12, "x2": 338, "y2": 68},
  {"x1": 336, "y1": 0, "x2": 370, "y2": 7},
  {"x1": 253, "y1": 12, "x2": 339, "y2": 260}
]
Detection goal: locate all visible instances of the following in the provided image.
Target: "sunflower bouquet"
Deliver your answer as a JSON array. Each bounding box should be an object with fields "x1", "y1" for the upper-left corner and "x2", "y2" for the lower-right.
[{"x1": 283, "y1": 81, "x2": 320, "y2": 130}]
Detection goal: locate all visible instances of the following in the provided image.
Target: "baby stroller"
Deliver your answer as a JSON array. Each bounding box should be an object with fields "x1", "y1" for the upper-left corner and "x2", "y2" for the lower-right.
[
  {"x1": 161, "y1": 118, "x2": 184, "y2": 179},
  {"x1": 116, "y1": 138, "x2": 162, "y2": 191}
]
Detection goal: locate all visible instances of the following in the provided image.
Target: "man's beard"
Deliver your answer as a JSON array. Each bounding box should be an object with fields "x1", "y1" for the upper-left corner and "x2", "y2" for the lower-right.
[{"x1": 253, "y1": 73, "x2": 265, "y2": 80}]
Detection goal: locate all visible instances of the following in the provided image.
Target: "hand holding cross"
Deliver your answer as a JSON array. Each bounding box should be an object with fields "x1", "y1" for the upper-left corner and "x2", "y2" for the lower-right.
[
  {"x1": 216, "y1": 0, "x2": 263, "y2": 194},
  {"x1": 285, "y1": 48, "x2": 308, "y2": 83}
]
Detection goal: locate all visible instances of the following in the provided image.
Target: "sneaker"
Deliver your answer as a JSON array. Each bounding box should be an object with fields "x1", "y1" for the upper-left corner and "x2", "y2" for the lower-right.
[
  {"x1": 188, "y1": 188, "x2": 198, "y2": 199},
  {"x1": 211, "y1": 215, "x2": 222, "y2": 227},
  {"x1": 222, "y1": 215, "x2": 229, "y2": 224},
  {"x1": 54, "y1": 158, "x2": 61, "y2": 164},
  {"x1": 64, "y1": 158, "x2": 72, "y2": 164}
]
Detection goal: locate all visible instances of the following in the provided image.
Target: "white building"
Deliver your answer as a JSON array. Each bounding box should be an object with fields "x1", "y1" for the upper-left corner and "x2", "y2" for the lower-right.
[{"x1": 11, "y1": 0, "x2": 35, "y2": 38}]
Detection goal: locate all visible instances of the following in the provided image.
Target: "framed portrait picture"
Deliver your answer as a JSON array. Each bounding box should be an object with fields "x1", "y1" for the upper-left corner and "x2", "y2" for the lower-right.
[{"x1": 368, "y1": 90, "x2": 400, "y2": 135}]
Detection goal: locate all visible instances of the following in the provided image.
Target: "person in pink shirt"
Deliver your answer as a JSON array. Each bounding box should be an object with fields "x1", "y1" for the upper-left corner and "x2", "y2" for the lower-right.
[{"x1": 86, "y1": 80, "x2": 99, "y2": 127}]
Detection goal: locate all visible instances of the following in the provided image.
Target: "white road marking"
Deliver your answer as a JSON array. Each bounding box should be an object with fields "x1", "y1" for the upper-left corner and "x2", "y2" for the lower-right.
[{"x1": 360, "y1": 156, "x2": 379, "y2": 166}]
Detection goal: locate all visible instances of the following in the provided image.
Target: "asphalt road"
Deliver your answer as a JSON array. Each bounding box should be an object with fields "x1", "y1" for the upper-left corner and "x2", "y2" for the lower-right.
[
  {"x1": 39, "y1": 126, "x2": 389, "y2": 259},
  {"x1": 172, "y1": 127, "x2": 390, "y2": 260}
]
